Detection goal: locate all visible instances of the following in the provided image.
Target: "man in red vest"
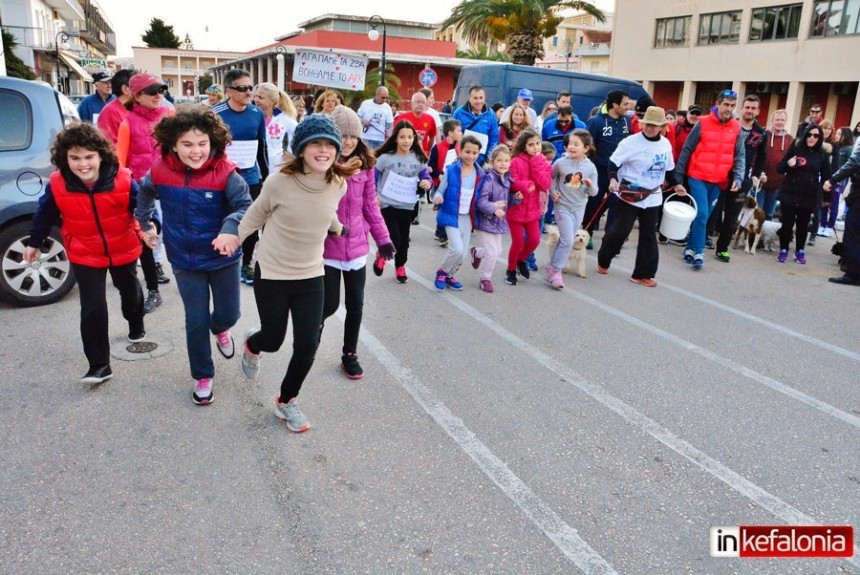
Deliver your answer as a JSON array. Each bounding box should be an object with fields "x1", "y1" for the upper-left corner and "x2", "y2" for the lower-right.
[{"x1": 676, "y1": 90, "x2": 745, "y2": 271}]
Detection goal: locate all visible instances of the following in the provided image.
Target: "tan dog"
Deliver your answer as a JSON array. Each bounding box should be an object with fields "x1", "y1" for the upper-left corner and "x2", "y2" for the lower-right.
[{"x1": 546, "y1": 225, "x2": 590, "y2": 278}]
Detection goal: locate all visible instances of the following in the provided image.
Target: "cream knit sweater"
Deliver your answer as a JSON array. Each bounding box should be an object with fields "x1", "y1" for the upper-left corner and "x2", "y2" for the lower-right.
[{"x1": 238, "y1": 171, "x2": 346, "y2": 280}]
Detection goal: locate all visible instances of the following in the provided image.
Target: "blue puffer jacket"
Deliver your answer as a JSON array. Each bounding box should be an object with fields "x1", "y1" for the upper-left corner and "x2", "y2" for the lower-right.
[
  {"x1": 137, "y1": 154, "x2": 252, "y2": 271},
  {"x1": 452, "y1": 103, "x2": 499, "y2": 162},
  {"x1": 436, "y1": 161, "x2": 484, "y2": 229}
]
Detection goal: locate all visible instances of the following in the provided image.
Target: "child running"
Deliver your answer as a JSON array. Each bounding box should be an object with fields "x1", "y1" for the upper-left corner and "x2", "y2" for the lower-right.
[
  {"x1": 469, "y1": 144, "x2": 513, "y2": 292},
  {"x1": 546, "y1": 129, "x2": 599, "y2": 289},
  {"x1": 429, "y1": 119, "x2": 463, "y2": 247},
  {"x1": 321, "y1": 106, "x2": 395, "y2": 379},
  {"x1": 238, "y1": 115, "x2": 356, "y2": 432},
  {"x1": 24, "y1": 123, "x2": 145, "y2": 384},
  {"x1": 374, "y1": 120, "x2": 433, "y2": 284},
  {"x1": 433, "y1": 135, "x2": 485, "y2": 291},
  {"x1": 505, "y1": 128, "x2": 553, "y2": 285},
  {"x1": 136, "y1": 107, "x2": 252, "y2": 405}
]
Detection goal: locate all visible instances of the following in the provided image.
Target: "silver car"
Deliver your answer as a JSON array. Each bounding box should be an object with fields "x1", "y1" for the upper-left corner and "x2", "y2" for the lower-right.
[{"x1": 0, "y1": 77, "x2": 79, "y2": 306}]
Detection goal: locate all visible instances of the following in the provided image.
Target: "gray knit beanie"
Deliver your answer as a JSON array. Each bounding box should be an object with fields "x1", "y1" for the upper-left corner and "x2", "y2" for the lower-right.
[
  {"x1": 330, "y1": 105, "x2": 363, "y2": 139},
  {"x1": 291, "y1": 114, "x2": 342, "y2": 157}
]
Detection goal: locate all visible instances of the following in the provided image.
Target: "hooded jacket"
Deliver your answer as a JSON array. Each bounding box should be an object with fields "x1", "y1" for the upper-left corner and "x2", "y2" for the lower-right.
[
  {"x1": 763, "y1": 128, "x2": 793, "y2": 192},
  {"x1": 138, "y1": 154, "x2": 251, "y2": 271},
  {"x1": 474, "y1": 168, "x2": 512, "y2": 234},
  {"x1": 507, "y1": 152, "x2": 553, "y2": 223},
  {"x1": 776, "y1": 125, "x2": 833, "y2": 209},
  {"x1": 452, "y1": 102, "x2": 499, "y2": 162},
  {"x1": 324, "y1": 167, "x2": 391, "y2": 262}
]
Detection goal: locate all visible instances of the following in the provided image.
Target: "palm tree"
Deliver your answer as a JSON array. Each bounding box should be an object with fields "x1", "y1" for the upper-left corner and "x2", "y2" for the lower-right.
[
  {"x1": 457, "y1": 43, "x2": 511, "y2": 62},
  {"x1": 442, "y1": 0, "x2": 606, "y2": 66},
  {"x1": 338, "y1": 65, "x2": 403, "y2": 110}
]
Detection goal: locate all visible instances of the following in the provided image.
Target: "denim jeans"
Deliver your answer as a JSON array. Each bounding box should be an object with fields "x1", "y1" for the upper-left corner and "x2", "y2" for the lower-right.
[
  {"x1": 174, "y1": 263, "x2": 241, "y2": 380},
  {"x1": 756, "y1": 188, "x2": 780, "y2": 220},
  {"x1": 686, "y1": 177, "x2": 722, "y2": 254}
]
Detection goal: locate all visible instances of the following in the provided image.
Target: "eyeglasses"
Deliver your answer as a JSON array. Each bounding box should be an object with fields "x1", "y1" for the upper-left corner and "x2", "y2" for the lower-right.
[
  {"x1": 229, "y1": 85, "x2": 254, "y2": 93},
  {"x1": 141, "y1": 86, "x2": 167, "y2": 96},
  {"x1": 810, "y1": 109, "x2": 822, "y2": 114},
  {"x1": 719, "y1": 90, "x2": 738, "y2": 99}
]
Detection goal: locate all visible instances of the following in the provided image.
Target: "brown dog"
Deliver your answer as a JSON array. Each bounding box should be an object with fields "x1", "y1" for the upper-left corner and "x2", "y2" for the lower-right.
[{"x1": 733, "y1": 195, "x2": 766, "y2": 254}]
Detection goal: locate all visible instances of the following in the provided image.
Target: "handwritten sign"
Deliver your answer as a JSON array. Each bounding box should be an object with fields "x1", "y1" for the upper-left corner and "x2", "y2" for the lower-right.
[
  {"x1": 292, "y1": 49, "x2": 368, "y2": 91},
  {"x1": 380, "y1": 171, "x2": 419, "y2": 204}
]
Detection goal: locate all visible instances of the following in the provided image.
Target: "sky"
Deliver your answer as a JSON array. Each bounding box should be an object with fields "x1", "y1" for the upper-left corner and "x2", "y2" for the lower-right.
[{"x1": 97, "y1": 0, "x2": 615, "y2": 58}]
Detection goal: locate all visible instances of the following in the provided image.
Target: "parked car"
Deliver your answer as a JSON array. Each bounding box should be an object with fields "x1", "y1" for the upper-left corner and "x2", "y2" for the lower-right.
[{"x1": 0, "y1": 77, "x2": 79, "y2": 306}]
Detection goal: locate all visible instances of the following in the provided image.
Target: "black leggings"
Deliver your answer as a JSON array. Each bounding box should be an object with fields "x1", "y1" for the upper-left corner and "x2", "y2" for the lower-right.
[
  {"x1": 248, "y1": 273, "x2": 324, "y2": 401},
  {"x1": 322, "y1": 264, "x2": 366, "y2": 355},
  {"x1": 241, "y1": 183, "x2": 263, "y2": 267},
  {"x1": 381, "y1": 207, "x2": 413, "y2": 268},
  {"x1": 72, "y1": 260, "x2": 144, "y2": 368},
  {"x1": 778, "y1": 203, "x2": 813, "y2": 251}
]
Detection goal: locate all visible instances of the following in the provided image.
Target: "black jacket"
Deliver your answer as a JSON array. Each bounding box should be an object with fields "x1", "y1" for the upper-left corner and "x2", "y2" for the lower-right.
[{"x1": 777, "y1": 129, "x2": 832, "y2": 209}]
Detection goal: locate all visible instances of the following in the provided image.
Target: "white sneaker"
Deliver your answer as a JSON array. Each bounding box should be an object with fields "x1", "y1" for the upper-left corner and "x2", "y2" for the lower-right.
[
  {"x1": 241, "y1": 329, "x2": 261, "y2": 379},
  {"x1": 192, "y1": 377, "x2": 213, "y2": 405},
  {"x1": 816, "y1": 226, "x2": 825, "y2": 236},
  {"x1": 824, "y1": 228, "x2": 834, "y2": 237},
  {"x1": 275, "y1": 396, "x2": 310, "y2": 432}
]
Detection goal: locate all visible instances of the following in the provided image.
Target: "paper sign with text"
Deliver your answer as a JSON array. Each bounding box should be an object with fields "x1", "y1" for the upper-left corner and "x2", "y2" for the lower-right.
[{"x1": 292, "y1": 50, "x2": 367, "y2": 91}]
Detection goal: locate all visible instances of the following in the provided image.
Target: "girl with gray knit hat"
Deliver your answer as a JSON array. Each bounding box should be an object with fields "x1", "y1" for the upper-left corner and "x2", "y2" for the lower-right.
[
  {"x1": 320, "y1": 105, "x2": 396, "y2": 379},
  {"x1": 237, "y1": 114, "x2": 359, "y2": 432}
]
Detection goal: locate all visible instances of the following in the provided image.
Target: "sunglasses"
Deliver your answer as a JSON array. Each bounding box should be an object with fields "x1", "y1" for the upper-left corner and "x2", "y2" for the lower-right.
[
  {"x1": 229, "y1": 85, "x2": 254, "y2": 93},
  {"x1": 141, "y1": 86, "x2": 167, "y2": 96},
  {"x1": 810, "y1": 109, "x2": 822, "y2": 114},
  {"x1": 807, "y1": 133, "x2": 821, "y2": 139}
]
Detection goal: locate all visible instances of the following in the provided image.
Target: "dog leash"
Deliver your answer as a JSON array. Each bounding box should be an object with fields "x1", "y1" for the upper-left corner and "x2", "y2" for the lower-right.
[{"x1": 582, "y1": 193, "x2": 611, "y2": 231}]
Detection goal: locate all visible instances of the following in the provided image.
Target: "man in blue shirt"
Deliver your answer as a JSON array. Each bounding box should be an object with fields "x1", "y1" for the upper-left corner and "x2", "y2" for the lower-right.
[
  {"x1": 77, "y1": 72, "x2": 115, "y2": 124},
  {"x1": 212, "y1": 69, "x2": 269, "y2": 285}
]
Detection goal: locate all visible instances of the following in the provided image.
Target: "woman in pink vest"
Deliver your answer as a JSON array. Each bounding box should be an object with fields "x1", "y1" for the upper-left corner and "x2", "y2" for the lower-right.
[{"x1": 116, "y1": 73, "x2": 174, "y2": 313}]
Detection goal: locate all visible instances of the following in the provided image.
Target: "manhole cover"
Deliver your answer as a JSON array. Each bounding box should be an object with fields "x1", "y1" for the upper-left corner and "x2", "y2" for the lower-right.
[{"x1": 127, "y1": 341, "x2": 159, "y2": 354}]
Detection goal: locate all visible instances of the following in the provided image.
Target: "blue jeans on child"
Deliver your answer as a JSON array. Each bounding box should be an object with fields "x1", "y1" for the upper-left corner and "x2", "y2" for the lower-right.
[
  {"x1": 174, "y1": 262, "x2": 241, "y2": 380},
  {"x1": 686, "y1": 177, "x2": 722, "y2": 254}
]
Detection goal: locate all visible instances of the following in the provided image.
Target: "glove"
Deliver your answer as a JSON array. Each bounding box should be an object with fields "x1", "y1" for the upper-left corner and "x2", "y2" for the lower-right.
[
  {"x1": 377, "y1": 242, "x2": 396, "y2": 261},
  {"x1": 341, "y1": 224, "x2": 349, "y2": 237}
]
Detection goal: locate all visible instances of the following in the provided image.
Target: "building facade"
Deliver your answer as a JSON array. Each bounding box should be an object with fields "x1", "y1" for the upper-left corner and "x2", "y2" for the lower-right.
[
  {"x1": 131, "y1": 48, "x2": 246, "y2": 100},
  {"x1": 1, "y1": 0, "x2": 116, "y2": 96},
  {"x1": 536, "y1": 12, "x2": 614, "y2": 74},
  {"x1": 611, "y1": 0, "x2": 860, "y2": 128}
]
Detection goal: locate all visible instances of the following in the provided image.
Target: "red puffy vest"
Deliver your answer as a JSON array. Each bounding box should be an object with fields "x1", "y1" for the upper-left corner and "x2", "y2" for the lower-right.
[
  {"x1": 50, "y1": 168, "x2": 142, "y2": 267},
  {"x1": 687, "y1": 113, "x2": 741, "y2": 186}
]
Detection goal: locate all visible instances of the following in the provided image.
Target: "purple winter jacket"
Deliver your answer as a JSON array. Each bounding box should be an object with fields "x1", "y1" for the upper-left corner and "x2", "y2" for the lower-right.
[
  {"x1": 474, "y1": 169, "x2": 512, "y2": 234},
  {"x1": 324, "y1": 167, "x2": 391, "y2": 261}
]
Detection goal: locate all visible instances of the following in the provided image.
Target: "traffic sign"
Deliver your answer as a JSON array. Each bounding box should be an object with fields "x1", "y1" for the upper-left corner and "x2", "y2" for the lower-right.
[{"x1": 419, "y1": 67, "x2": 437, "y2": 88}]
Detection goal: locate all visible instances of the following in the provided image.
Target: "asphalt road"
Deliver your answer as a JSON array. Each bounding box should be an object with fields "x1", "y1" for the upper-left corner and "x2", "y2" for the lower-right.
[{"x1": 2, "y1": 210, "x2": 858, "y2": 575}]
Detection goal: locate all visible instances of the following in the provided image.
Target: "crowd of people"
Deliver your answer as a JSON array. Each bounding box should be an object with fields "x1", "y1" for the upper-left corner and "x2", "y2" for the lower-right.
[{"x1": 29, "y1": 75, "x2": 857, "y2": 431}]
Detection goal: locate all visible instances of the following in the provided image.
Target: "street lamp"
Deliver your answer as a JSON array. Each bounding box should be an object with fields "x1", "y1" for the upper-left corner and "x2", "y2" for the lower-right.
[
  {"x1": 367, "y1": 15, "x2": 387, "y2": 87},
  {"x1": 54, "y1": 31, "x2": 70, "y2": 93},
  {"x1": 275, "y1": 44, "x2": 287, "y2": 91}
]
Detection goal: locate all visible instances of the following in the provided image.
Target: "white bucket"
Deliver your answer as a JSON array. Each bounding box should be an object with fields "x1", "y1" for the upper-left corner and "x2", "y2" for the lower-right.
[{"x1": 660, "y1": 193, "x2": 698, "y2": 240}]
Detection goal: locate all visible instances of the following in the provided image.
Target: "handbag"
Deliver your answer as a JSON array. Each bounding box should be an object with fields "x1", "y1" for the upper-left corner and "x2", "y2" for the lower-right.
[{"x1": 617, "y1": 179, "x2": 660, "y2": 203}]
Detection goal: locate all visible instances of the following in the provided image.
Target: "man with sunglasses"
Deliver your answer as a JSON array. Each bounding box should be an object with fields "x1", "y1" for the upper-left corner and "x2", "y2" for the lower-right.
[
  {"x1": 357, "y1": 86, "x2": 393, "y2": 150},
  {"x1": 796, "y1": 103, "x2": 824, "y2": 138},
  {"x1": 212, "y1": 70, "x2": 269, "y2": 285},
  {"x1": 676, "y1": 89, "x2": 745, "y2": 271}
]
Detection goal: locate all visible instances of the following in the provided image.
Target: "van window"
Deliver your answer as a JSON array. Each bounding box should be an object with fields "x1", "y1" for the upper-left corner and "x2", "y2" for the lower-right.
[{"x1": 0, "y1": 90, "x2": 33, "y2": 152}]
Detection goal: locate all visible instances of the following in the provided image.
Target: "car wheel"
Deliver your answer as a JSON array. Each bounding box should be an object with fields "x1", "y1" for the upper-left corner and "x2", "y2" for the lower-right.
[{"x1": 0, "y1": 221, "x2": 76, "y2": 306}]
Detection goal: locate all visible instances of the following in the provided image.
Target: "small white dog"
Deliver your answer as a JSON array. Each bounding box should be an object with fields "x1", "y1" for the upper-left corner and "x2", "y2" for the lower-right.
[
  {"x1": 750, "y1": 220, "x2": 781, "y2": 254},
  {"x1": 546, "y1": 225, "x2": 590, "y2": 278}
]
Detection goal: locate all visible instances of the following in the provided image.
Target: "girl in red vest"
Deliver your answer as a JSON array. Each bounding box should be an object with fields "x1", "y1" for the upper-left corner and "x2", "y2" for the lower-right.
[{"x1": 24, "y1": 123, "x2": 145, "y2": 385}]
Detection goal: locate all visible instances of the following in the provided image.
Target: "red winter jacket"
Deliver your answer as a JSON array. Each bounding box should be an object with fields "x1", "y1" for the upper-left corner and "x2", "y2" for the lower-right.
[
  {"x1": 50, "y1": 167, "x2": 141, "y2": 267},
  {"x1": 507, "y1": 153, "x2": 552, "y2": 223}
]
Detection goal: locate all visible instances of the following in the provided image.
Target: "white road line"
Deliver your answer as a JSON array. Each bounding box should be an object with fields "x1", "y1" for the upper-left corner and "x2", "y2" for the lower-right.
[
  {"x1": 401, "y1": 270, "x2": 860, "y2": 567},
  {"x1": 353, "y1": 320, "x2": 618, "y2": 575},
  {"x1": 413, "y1": 224, "x2": 860, "y2": 362},
  {"x1": 607, "y1": 258, "x2": 860, "y2": 362}
]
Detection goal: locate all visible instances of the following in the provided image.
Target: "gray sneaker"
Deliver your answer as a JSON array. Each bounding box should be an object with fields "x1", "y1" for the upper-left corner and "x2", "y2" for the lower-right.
[
  {"x1": 275, "y1": 397, "x2": 310, "y2": 432},
  {"x1": 241, "y1": 329, "x2": 260, "y2": 379}
]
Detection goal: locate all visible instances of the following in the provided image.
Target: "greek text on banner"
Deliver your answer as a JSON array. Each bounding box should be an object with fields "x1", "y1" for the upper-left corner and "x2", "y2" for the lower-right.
[{"x1": 292, "y1": 49, "x2": 368, "y2": 91}]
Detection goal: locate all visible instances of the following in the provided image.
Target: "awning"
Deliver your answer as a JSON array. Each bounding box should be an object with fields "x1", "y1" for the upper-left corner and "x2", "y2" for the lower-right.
[{"x1": 57, "y1": 51, "x2": 94, "y2": 82}]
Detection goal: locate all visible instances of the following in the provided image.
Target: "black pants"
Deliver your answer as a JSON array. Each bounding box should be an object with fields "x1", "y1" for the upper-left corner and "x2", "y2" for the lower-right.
[
  {"x1": 843, "y1": 201, "x2": 860, "y2": 279},
  {"x1": 322, "y1": 264, "x2": 366, "y2": 355},
  {"x1": 139, "y1": 243, "x2": 158, "y2": 291},
  {"x1": 778, "y1": 203, "x2": 813, "y2": 251},
  {"x1": 248, "y1": 273, "x2": 324, "y2": 401},
  {"x1": 381, "y1": 207, "x2": 413, "y2": 268},
  {"x1": 72, "y1": 260, "x2": 144, "y2": 368},
  {"x1": 598, "y1": 201, "x2": 660, "y2": 279},
  {"x1": 584, "y1": 165, "x2": 612, "y2": 234},
  {"x1": 241, "y1": 183, "x2": 263, "y2": 267},
  {"x1": 715, "y1": 189, "x2": 747, "y2": 253}
]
